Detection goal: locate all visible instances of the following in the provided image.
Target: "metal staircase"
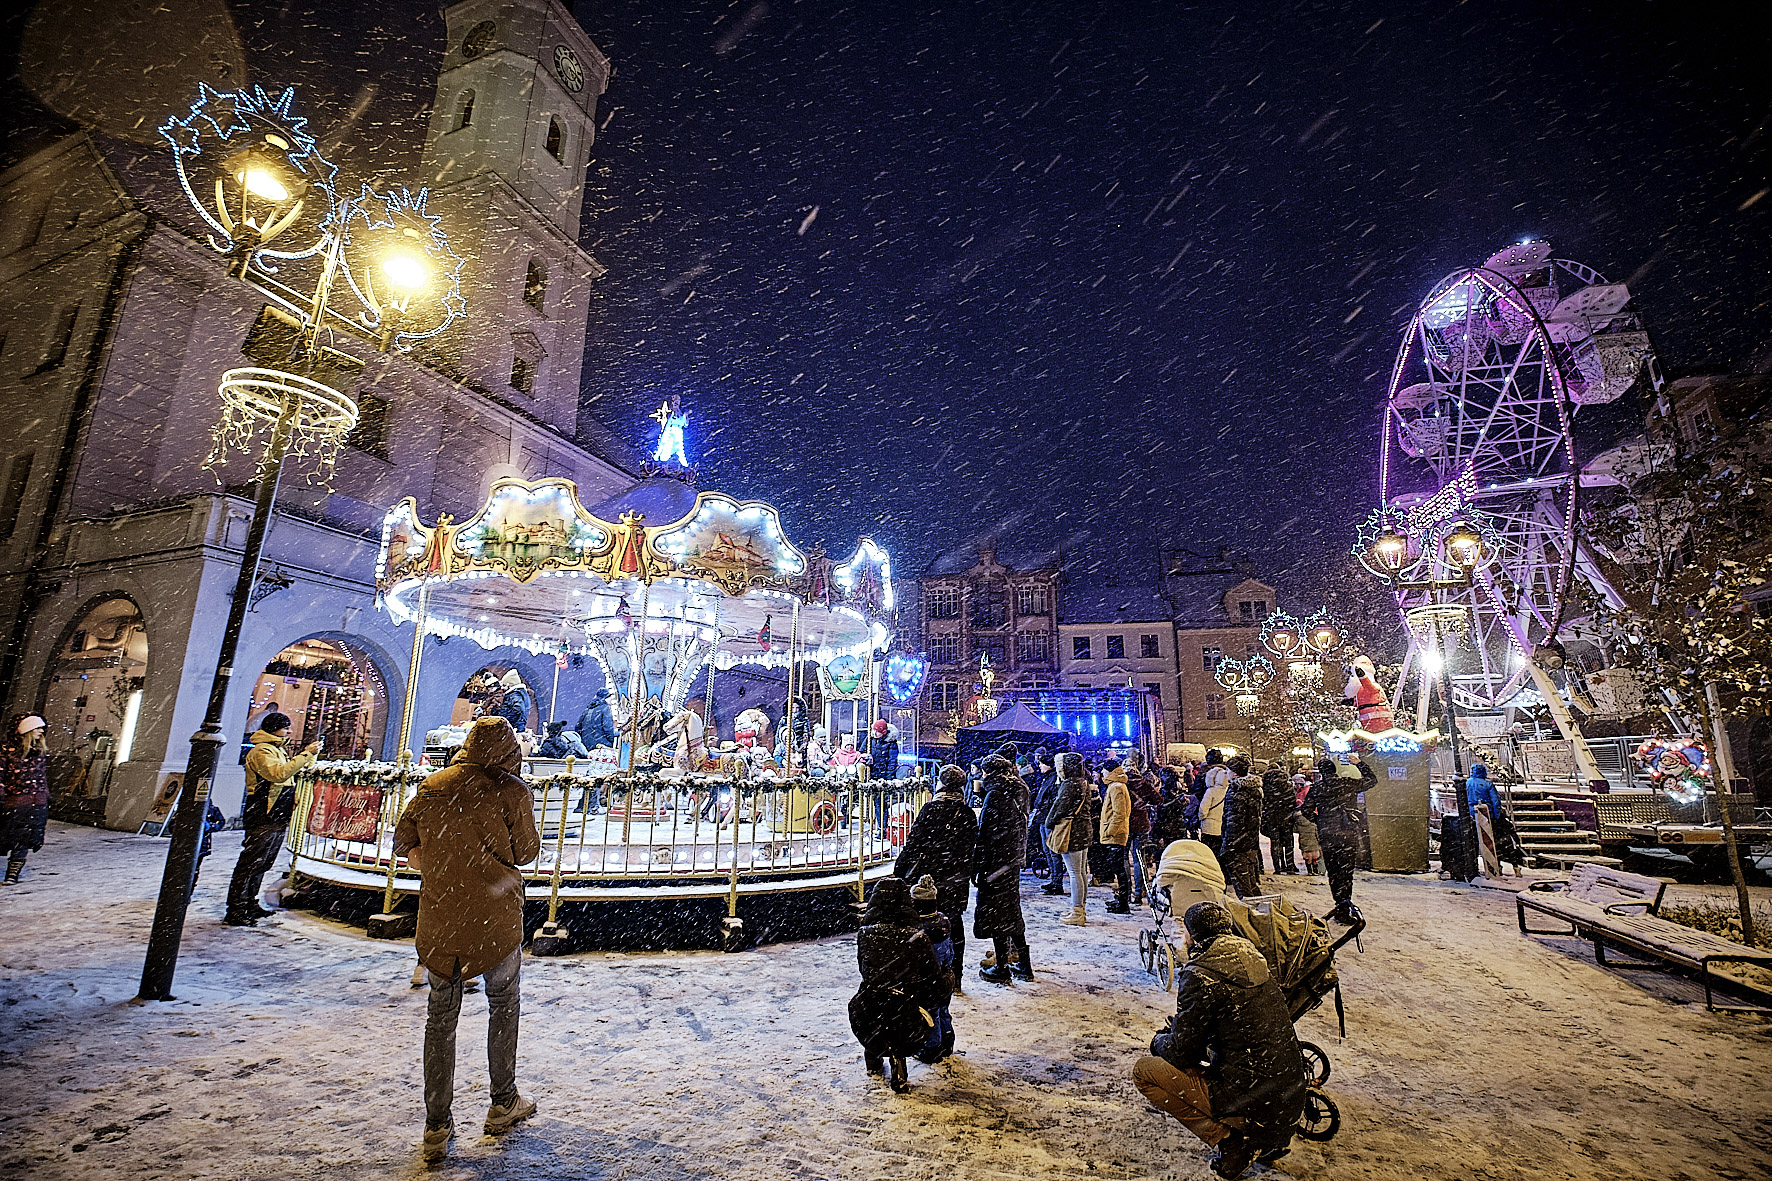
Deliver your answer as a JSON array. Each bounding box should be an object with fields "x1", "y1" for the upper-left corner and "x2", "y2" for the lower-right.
[{"x1": 1506, "y1": 790, "x2": 1603, "y2": 863}]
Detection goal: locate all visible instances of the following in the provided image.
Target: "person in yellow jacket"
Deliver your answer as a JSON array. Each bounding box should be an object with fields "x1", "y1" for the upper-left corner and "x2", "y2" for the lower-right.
[{"x1": 224, "y1": 712, "x2": 318, "y2": 926}]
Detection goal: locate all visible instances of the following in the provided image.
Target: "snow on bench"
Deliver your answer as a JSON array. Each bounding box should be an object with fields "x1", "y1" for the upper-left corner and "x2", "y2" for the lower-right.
[{"x1": 1517, "y1": 863, "x2": 1772, "y2": 1011}]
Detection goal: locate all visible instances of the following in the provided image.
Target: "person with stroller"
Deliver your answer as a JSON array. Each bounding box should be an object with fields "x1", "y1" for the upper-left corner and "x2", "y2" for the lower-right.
[
  {"x1": 1260, "y1": 765, "x2": 1299, "y2": 875},
  {"x1": 849, "y1": 877, "x2": 947, "y2": 1092},
  {"x1": 892, "y1": 764, "x2": 977, "y2": 982},
  {"x1": 1310, "y1": 755, "x2": 1373, "y2": 925},
  {"x1": 1219, "y1": 757, "x2": 1266, "y2": 899},
  {"x1": 1133, "y1": 901, "x2": 1305, "y2": 1179},
  {"x1": 974, "y1": 752, "x2": 1033, "y2": 983}
]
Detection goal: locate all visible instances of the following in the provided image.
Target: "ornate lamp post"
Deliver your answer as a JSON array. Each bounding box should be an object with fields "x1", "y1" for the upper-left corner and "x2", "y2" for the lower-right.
[
  {"x1": 1356, "y1": 510, "x2": 1488, "y2": 879},
  {"x1": 1213, "y1": 654, "x2": 1276, "y2": 757},
  {"x1": 139, "y1": 84, "x2": 464, "y2": 1001}
]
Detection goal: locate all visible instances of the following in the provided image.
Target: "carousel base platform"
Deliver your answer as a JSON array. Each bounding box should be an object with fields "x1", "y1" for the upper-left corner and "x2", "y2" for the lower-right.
[{"x1": 288, "y1": 861, "x2": 891, "y2": 952}]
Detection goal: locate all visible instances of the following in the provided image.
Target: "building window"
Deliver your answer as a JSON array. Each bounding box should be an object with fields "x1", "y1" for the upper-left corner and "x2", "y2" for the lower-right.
[
  {"x1": 1140, "y1": 633, "x2": 1160, "y2": 658},
  {"x1": 1205, "y1": 693, "x2": 1227, "y2": 720},
  {"x1": 927, "y1": 634, "x2": 961, "y2": 665},
  {"x1": 1202, "y1": 645, "x2": 1223, "y2": 672},
  {"x1": 932, "y1": 681, "x2": 961, "y2": 712},
  {"x1": 1015, "y1": 585, "x2": 1048, "y2": 616},
  {"x1": 1022, "y1": 676, "x2": 1054, "y2": 689},
  {"x1": 1072, "y1": 635, "x2": 1091, "y2": 660},
  {"x1": 0, "y1": 452, "x2": 33, "y2": 542},
  {"x1": 346, "y1": 393, "x2": 392, "y2": 460},
  {"x1": 457, "y1": 90, "x2": 475, "y2": 129},
  {"x1": 1016, "y1": 631, "x2": 1050, "y2": 663},
  {"x1": 524, "y1": 261, "x2": 547, "y2": 312},
  {"x1": 977, "y1": 637, "x2": 1007, "y2": 666},
  {"x1": 1105, "y1": 634, "x2": 1125, "y2": 659},
  {"x1": 1143, "y1": 681, "x2": 1163, "y2": 699},
  {"x1": 545, "y1": 116, "x2": 565, "y2": 161},
  {"x1": 510, "y1": 356, "x2": 533, "y2": 394},
  {"x1": 925, "y1": 586, "x2": 960, "y2": 619},
  {"x1": 31, "y1": 305, "x2": 78, "y2": 375},
  {"x1": 1238, "y1": 599, "x2": 1270, "y2": 623}
]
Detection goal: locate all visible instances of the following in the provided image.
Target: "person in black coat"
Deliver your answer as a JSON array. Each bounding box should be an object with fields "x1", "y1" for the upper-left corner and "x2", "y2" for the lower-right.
[
  {"x1": 1310, "y1": 755, "x2": 1373, "y2": 925},
  {"x1": 849, "y1": 877, "x2": 946, "y2": 1092},
  {"x1": 972, "y1": 754, "x2": 1032, "y2": 985},
  {"x1": 491, "y1": 671, "x2": 533, "y2": 734},
  {"x1": 575, "y1": 689, "x2": 618, "y2": 751},
  {"x1": 1219, "y1": 757, "x2": 1265, "y2": 899},
  {"x1": 866, "y1": 719, "x2": 900, "y2": 780},
  {"x1": 1260, "y1": 767, "x2": 1299, "y2": 874},
  {"x1": 1134, "y1": 902, "x2": 1305, "y2": 1178},
  {"x1": 537, "y1": 721, "x2": 591, "y2": 759},
  {"x1": 893, "y1": 764, "x2": 978, "y2": 977}
]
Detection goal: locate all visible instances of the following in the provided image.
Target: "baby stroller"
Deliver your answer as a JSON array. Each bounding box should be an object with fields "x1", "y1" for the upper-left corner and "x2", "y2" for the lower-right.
[{"x1": 1140, "y1": 840, "x2": 1365, "y2": 1144}]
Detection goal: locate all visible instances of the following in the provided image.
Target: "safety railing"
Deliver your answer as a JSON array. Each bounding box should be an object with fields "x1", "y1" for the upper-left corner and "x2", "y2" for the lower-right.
[{"x1": 285, "y1": 761, "x2": 929, "y2": 900}]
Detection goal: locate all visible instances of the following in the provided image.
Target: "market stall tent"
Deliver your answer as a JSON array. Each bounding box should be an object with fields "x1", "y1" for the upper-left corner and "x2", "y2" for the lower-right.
[{"x1": 956, "y1": 703, "x2": 1070, "y2": 766}]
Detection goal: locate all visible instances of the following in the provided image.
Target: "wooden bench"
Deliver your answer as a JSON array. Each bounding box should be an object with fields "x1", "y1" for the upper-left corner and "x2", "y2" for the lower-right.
[{"x1": 1517, "y1": 864, "x2": 1772, "y2": 1011}]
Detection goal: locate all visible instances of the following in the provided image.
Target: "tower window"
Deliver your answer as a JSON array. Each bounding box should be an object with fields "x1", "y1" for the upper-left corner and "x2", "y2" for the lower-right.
[
  {"x1": 523, "y1": 262, "x2": 546, "y2": 312},
  {"x1": 457, "y1": 90, "x2": 475, "y2": 129},
  {"x1": 545, "y1": 117, "x2": 564, "y2": 162},
  {"x1": 510, "y1": 357, "x2": 533, "y2": 394}
]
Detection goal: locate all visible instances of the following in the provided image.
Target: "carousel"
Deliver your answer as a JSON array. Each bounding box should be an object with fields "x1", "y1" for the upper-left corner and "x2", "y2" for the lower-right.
[{"x1": 284, "y1": 427, "x2": 922, "y2": 949}]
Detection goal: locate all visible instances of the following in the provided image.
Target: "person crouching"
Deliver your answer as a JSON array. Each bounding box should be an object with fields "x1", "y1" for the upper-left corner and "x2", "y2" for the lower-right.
[
  {"x1": 849, "y1": 877, "x2": 946, "y2": 1092},
  {"x1": 1133, "y1": 902, "x2": 1305, "y2": 1179}
]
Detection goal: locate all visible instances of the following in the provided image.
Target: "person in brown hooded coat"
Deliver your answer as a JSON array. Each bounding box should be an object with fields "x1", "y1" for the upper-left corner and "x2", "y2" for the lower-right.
[{"x1": 394, "y1": 716, "x2": 542, "y2": 1162}]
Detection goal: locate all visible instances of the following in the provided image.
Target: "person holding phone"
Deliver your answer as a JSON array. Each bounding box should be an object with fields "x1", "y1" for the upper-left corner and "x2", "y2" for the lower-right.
[{"x1": 224, "y1": 712, "x2": 319, "y2": 926}]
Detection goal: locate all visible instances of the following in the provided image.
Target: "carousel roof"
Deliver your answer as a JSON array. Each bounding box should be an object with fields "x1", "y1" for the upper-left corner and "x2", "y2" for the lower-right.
[{"x1": 375, "y1": 476, "x2": 894, "y2": 669}]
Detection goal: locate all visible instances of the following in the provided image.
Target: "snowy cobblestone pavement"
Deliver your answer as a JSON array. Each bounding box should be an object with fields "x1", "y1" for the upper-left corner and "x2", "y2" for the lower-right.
[{"x1": 2, "y1": 822, "x2": 1769, "y2": 1180}]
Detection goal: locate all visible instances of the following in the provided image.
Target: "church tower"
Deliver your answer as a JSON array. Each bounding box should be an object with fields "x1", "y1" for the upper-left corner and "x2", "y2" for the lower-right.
[{"x1": 418, "y1": 0, "x2": 610, "y2": 434}]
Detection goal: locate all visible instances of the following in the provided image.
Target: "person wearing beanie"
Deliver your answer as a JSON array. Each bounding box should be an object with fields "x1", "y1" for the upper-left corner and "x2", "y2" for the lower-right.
[
  {"x1": 973, "y1": 755, "x2": 1032, "y2": 984},
  {"x1": 537, "y1": 719, "x2": 590, "y2": 760},
  {"x1": 1044, "y1": 753, "x2": 1096, "y2": 926},
  {"x1": 1307, "y1": 755, "x2": 1373, "y2": 925},
  {"x1": 909, "y1": 874, "x2": 957, "y2": 1063},
  {"x1": 224, "y1": 711, "x2": 320, "y2": 926},
  {"x1": 1133, "y1": 902, "x2": 1305, "y2": 1178},
  {"x1": 867, "y1": 718, "x2": 901, "y2": 782},
  {"x1": 849, "y1": 877, "x2": 945, "y2": 1092},
  {"x1": 894, "y1": 764, "x2": 978, "y2": 977},
  {"x1": 0, "y1": 716, "x2": 50, "y2": 884},
  {"x1": 1291, "y1": 773, "x2": 1323, "y2": 876},
  {"x1": 1219, "y1": 756, "x2": 1265, "y2": 899}
]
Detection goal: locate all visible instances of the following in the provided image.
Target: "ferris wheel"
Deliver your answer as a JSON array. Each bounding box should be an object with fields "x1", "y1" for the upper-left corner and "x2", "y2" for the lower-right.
[{"x1": 1372, "y1": 240, "x2": 1660, "y2": 714}]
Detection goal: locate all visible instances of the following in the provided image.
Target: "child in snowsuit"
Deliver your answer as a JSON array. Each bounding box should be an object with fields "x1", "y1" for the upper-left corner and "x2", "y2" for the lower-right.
[{"x1": 910, "y1": 875, "x2": 957, "y2": 1063}]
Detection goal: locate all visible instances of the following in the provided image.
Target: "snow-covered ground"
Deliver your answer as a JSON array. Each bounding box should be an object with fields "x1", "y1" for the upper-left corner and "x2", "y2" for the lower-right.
[{"x1": 2, "y1": 822, "x2": 1769, "y2": 1181}]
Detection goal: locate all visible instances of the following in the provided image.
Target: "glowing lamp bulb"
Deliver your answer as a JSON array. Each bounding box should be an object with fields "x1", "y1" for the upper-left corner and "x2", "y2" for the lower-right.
[
  {"x1": 1446, "y1": 521, "x2": 1483, "y2": 570},
  {"x1": 1420, "y1": 649, "x2": 1444, "y2": 675},
  {"x1": 381, "y1": 251, "x2": 429, "y2": 292},
  {"x1": 1374, "y1": 529, "x2": 1407, "y2": 573},
  {"x1": 238, "y1": 167, "x2": 290, "y2": 203}
]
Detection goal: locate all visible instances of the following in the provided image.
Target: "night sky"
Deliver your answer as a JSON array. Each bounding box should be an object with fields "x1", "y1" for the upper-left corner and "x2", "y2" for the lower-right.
[{"x1": 7, "y1": 1, "x2": 1770, "y2": 594}]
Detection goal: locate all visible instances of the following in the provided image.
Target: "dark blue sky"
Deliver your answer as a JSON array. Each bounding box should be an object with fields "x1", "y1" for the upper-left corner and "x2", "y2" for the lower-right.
[{"x1": 6, "y1": 1, "x2": 1768, "y2": 593}]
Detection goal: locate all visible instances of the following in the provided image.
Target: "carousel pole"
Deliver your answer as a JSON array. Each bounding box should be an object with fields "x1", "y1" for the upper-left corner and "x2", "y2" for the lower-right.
[
  {"x1": 531, "y1": 759, "x2": 575, "y2": 955},
  {"x1": 704, "y1": 601, "x2": 720, "y2": 739},
  {"x1": 722, "y1": 774, "x2": 744, "y2": 951},
  {"x1": 783, "y1": 601, "x2": 801, "y2": 774},
  {"x1": 369, "y1": 583, "x2": 429, "y2": 938},
  {"x1": 620, "y1": 581, "x2": 651, "y2": 848}
]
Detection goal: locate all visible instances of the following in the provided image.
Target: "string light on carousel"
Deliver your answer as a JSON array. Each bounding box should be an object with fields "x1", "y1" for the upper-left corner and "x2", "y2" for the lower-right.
[
  {"x1": 141, "y1": 83, "x2": 465, "y2": 999},
  {"x1": 289, "y1": 400, "x2": 914, "y2": 950}
]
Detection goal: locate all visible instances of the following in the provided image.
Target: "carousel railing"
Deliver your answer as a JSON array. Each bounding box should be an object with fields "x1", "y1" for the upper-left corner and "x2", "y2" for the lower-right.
[{"x1": 285, "y1": 761, "x2": 930, "y2": 899}]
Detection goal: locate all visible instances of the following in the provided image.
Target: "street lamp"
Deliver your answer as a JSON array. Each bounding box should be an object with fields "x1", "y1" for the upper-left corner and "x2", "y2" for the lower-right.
[
  {"x1": 1354, "y1": 508, "x2": 1490, "y2": 880},
  {"x1": 1214, "y1": 655, "x2": 1276, "y2": 756},
  {"x1": 139, "y1": 84, "x2": 464, "y2": 1002}
]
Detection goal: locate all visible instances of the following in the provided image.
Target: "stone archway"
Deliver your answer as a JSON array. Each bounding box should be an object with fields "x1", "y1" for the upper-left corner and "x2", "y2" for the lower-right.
[
  {"x1": 247, "y1": 634, "x2": 394, "y2": 761},
  {"x1": 36, "y1": 593, "x2": 148, "y2": 814}
]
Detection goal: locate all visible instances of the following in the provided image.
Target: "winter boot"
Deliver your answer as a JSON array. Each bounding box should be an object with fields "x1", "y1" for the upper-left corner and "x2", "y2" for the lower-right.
[
  {"x1": 420, "y1": 1120, "x2": 453, "y2": 1163},
  {"x1": 889, "y1": 1056, "x2": 909, "y2": 1093},
  {"x1": 1211, "y1": 1132, "x2": 1255, "y2": 1179},
  {"x1": 1040, "y1": 882, "x2": 1066, "y2": 895},
  {"x1": 4, "y1": 858, "x2": 22, "y2": 884},
  {"x1": 864, "y1": 1053, "x2": 885, "y2": 1075},
  {"x1": 1060, "y1": 907, "x2": 1087, "y2": 926},
  {"x1": 410, "y1": 963, "x2": 429, "y2": 989},
  {"x1": 484, "y1": 1093, "x2": 536, "y2": 1135},
  {"x1": 1009, "y1": 937, "x2": 1033, "y2": 981},
  {"x1": 980, "y1": 937, "x2": 1015, "y2": 984}
]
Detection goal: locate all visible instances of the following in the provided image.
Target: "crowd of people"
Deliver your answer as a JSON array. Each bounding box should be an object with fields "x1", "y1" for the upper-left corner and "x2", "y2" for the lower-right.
[{"x1": 849, "y1": 742, "x2": 1378, "y2": 1178}]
